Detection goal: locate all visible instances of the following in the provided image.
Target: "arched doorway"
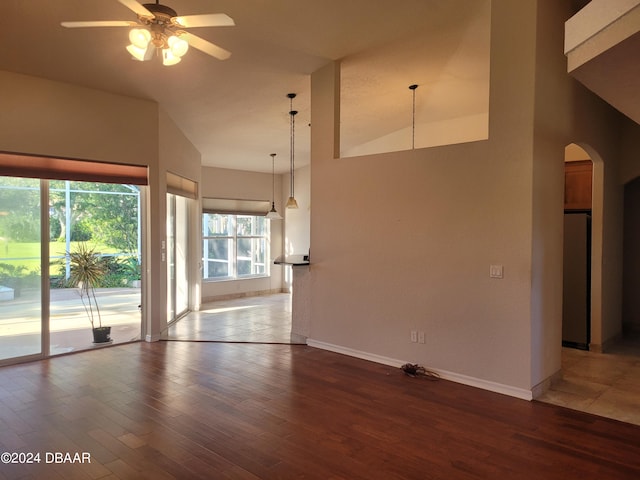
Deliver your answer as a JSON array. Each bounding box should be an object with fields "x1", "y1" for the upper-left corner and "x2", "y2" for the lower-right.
[{"x1": 563, "y1": 143, "x2": 604, "y2": 351}]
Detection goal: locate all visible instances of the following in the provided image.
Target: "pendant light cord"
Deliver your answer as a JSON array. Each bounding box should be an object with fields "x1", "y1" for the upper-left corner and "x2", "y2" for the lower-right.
[
  {"x1": 288, "y1": 93, "x2": 297, "y2": 199},
  {"x1": 270, "y1": 153, "x2": 276, "y2": 205},
  {"x1": 409, "y1": 84, "x2": 418, "y2": 149}
]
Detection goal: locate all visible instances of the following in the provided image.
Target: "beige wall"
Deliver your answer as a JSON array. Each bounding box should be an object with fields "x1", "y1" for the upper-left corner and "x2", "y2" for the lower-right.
[
  {"x1": 308, "y1": 0, "x2": 542, "y2": 397},
  {"x1": 306, "y1": 0, "x2": 633, "y2": 399},
  {"x1": 0, "y1": 70, "x2": 158, "y2": 165},
  {"x1": 200, "y1": 166, "x2": 285, "y2": 300},
  {"x1": 619, "y1": 120, "x2": 640, "y2": 184},
  {"x1": 529, "y1": 0, "x2": 569, "y2": 388},
  {"x1": 152, "y1": 109, "x2": 202, "y2": 338}
]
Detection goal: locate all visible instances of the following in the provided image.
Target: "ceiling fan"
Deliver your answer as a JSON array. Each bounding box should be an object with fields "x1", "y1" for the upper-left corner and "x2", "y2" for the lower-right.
[{"x1": 61, "y1": 0, "x2": 235, "y2": 66}]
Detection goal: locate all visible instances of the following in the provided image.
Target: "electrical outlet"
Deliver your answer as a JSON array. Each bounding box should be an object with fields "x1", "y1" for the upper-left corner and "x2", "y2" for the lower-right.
[
  {"x1": 418, "y1": 331, "x2": 425, "y2": 344},
  {"x1": 410, "y1": 330, "x2": 417, "y2": 343}
]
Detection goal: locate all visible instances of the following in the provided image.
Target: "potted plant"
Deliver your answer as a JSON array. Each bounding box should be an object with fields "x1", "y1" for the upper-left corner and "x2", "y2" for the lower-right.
[{"x1": 68, "y1": 243, "x2": 111, "y2": 344}]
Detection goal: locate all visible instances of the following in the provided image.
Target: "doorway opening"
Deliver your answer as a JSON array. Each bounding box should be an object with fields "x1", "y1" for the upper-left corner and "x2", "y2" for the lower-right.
[
  {"x1": 563, "y1": 147, "x2": 593, "y2": 350},
  {"x1": 0, "y1": 154, "x2": 146, "y2": 366},
  {"x1": 166, "y1": 192, "x2": 190, "y2": 325},
  {"x1": 539, "y1": 145, "x2": 639, "y2": 424}
]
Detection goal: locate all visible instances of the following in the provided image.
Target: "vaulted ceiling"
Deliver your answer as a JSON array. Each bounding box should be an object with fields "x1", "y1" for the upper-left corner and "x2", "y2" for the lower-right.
[{"x1": 3, "y1": 0, "x2": 488, "y2": 173}]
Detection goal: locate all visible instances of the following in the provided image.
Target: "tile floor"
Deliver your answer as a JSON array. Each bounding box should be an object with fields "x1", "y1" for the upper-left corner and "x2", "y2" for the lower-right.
[
  {"x1": 0, "y1": 288, "x2": 141, "y2": 362},
  {"x1": 167, "y1": 293, "x2": 640, "y2": 426},
  {"x1": 166, "y1": 292, "x2": 303, "y2": 343},
  {"x1": 537, "y1": 334, "x2": 640, "y2": 426}
]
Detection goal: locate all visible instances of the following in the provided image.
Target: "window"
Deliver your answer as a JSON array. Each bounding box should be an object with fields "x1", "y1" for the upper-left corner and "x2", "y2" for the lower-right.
[{"x1": 202, "y1": 214, "x2": 268, "y2": 280}]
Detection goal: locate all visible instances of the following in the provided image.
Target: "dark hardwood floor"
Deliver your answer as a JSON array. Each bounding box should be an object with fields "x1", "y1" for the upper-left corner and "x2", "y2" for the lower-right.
[{"x1": 1, "y1": 342, "x2": 639, "y2": 479}]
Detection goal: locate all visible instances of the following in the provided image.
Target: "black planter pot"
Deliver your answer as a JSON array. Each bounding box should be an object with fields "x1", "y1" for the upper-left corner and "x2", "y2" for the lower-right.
[{"x1": 92, "y1": 326, "x2": 111, "y2": 344}]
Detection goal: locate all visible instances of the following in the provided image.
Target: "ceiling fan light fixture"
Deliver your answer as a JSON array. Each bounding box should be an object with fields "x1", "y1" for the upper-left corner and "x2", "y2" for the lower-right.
[
  {"x1": 162, "y1": 48, "x2": 181, "y2": 66},
  {"x1": 129, "y1": 27, "x2": 151, "y2": 48},
  {"x1": 168, "y1": 35, "x2": 189, "y2": 57},
  {"x1": 61, "y1": 0, "x2": 234, "y2": 65},
  {"x1": 126, "y1": 43, "x2": 149, "y2": 61}
]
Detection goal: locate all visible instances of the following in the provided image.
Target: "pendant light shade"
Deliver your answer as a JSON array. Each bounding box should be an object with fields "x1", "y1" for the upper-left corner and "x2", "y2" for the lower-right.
[
  {"x1": 129, "y1": 28, "x2": 151, "y2": 49},
  {"x1": 286, "y1": 93, "x2": 299, "y2": 209},
  {"x1": 266, "y1": 153, "x2": 282, "y2": 220},
  {"x1": 266, "y1": 205, "x2": 282, "y2": 219}
]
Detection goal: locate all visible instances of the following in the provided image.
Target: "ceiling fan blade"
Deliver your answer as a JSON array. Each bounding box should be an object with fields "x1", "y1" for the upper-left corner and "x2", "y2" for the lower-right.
[
  {"x1": 182, "y1": 32, "x2": 231, "y2": 60},
  {"x1": 118, "y1": 0, "x2": 153, "y2": 18},
  {"x1": 61, "y1": 20, "x2": 135, "y2": 28},
  {"x1": 173, "y1": 13, "x2": 235, "y2": 28}
]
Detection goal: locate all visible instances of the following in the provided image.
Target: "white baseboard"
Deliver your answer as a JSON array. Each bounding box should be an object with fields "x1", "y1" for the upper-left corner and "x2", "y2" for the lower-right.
[
  {"x1": 145, "y1": 333, "x2": 162, "y2": 343},
  {"x1": 201, "y1": 288, "x2": 287, "y2": 304},
  {"x1": 531, "y1": 369, "x2": 561, "y2": 399},
  {"x1": 306, "y1": 339, "x2": 533, "y2": 401}
]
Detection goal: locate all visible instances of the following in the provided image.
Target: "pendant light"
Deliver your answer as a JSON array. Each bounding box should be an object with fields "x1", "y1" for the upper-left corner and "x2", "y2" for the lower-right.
[
  {"x1": 266, "y1": 153, "x2": 282, "y2": 220},
  {"x1": 286, "y1": 93, "x2": 299, "y2": 209}
]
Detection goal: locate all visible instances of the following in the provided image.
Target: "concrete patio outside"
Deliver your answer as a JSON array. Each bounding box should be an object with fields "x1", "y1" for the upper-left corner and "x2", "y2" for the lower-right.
[{"x1": 0, "y1": 287, "x2": 141, "y2": 361}]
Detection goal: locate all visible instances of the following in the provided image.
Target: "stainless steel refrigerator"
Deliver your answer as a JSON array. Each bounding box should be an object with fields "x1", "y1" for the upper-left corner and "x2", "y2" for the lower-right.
[{"x1": 562, "y1": 212, "x2": 591, "y2": 350}]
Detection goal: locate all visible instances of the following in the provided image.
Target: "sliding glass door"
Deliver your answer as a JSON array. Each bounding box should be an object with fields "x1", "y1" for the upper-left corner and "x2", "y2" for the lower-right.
[
  {"x1": 0, "y1": 177, "x2": 42, "y2": 361},
  {"x1": 0, "y1": 175, "x2": 142, "y2": 364},
  {"x1": 167, "y1": 193, "x2": 190, "y2": 324},
  {"x1": 48, "y1": 180, "x2": 142, "y2": 353}
]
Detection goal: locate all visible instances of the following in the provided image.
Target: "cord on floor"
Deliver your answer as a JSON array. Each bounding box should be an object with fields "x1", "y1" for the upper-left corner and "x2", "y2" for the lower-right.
[{"x1": 401, "y1": 363, "x2": 440, "y2": 380}]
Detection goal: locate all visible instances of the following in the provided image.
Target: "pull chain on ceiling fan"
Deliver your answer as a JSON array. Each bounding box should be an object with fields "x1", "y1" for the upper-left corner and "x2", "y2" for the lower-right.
[{"x1": 61, "y1": 0, "x2": 235, "y2": 66}]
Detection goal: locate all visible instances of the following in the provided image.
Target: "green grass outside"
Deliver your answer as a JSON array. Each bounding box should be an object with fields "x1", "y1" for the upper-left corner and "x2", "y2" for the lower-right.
[{"x1": 0, "y1": 240, "x2": 120, "y2": 275}]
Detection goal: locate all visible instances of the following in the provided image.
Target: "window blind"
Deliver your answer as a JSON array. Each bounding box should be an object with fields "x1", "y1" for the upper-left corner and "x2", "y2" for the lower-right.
[
  {"x1": 202, "y1": 198, "x2": 270, "y2": 216},
  {"x1": 0, "y1": 152, "x2": 148, "y2": 185}
]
